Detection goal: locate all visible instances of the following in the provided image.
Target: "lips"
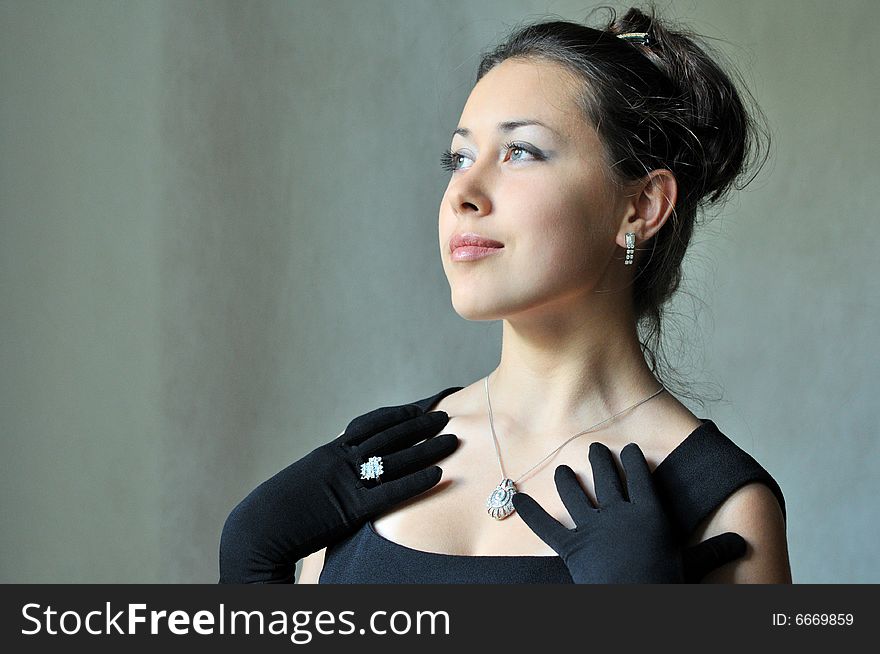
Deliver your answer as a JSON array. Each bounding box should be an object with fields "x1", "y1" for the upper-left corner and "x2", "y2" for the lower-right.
[{"x1": 449, "y1": 232, "x2": 504, "y2": 253}]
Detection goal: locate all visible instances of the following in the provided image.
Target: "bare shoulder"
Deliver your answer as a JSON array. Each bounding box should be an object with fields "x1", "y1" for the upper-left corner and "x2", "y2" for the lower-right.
[
  {"x1": 297, "y1": 547, "x2": 326, "y2": 584},
  {"x1": 635, "y1": 395, "x2": 792, "y2": 583},
  {"x1": 630, "y1": 392, "x2": 705, "y2": 471},
  {"x1": 428, "y1": 383, "x2": 475, "y2": 415},
  {"x1": 687, "y1": 481, "x2": 792, "y2": 583}
]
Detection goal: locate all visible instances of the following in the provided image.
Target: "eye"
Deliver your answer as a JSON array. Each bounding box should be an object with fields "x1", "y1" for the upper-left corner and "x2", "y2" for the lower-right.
[
  {"x1": 504, "y1": 141, "x2": 536, "y2": 162},
  {"x1": 439, "y1": 141, "x2": 544, "y2": 173},
  {"x1": 439, "y1": 148, "x2": 467, "y2": 172}
]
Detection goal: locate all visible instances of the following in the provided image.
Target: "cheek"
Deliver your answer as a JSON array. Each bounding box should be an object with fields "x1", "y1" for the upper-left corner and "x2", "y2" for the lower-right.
[
  {"x1": 437, "y1": 201, "x2": 451, "y2": 244},
  {"x1": 438, "y1": 218, "x2": 455, "y2": 267},
  {"x1": 438, "y1": 185, "x2": 457, "y2": 230},
  {"x1": 512, "y1": 186, "x2": 611, "y2": 281},
  {"x1": 517, "y1": 183, "x2": 601, "y2": 248}
]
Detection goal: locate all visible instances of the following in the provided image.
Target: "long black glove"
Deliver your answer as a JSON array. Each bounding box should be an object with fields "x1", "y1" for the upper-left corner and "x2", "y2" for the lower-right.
[
  {"x1": 219, "y1": 402, "x2": 458, "y2": 583},
  {"x1": 511, "y1": 441, "x2": 746, "y2": 583}
]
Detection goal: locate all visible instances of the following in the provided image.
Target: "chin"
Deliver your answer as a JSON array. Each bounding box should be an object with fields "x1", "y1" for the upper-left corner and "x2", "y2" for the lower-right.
[{"x1": 449, "y1": 291, "x2": 505, "y2": 322}]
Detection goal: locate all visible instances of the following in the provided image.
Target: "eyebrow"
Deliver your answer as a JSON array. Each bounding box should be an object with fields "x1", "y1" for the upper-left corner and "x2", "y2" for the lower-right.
[{"x1": 452, "y1": 119, "x2": 560, "y2": 139}]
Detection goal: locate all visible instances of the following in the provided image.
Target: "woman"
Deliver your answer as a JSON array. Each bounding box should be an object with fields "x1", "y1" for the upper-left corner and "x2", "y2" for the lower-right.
[{"x1": 221, "y1": 5, "x2": 790, "y2": 584}]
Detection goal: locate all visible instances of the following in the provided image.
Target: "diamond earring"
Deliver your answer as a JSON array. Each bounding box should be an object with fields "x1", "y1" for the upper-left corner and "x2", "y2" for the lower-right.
[{"x1": 624, "y1": 232, "x2": 636, "y2": 265}]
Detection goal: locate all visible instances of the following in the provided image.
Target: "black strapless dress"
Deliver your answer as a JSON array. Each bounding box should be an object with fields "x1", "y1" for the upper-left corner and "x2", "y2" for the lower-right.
[{"x1": 319, "y1": 385, "x2": 787, "y2": 584}]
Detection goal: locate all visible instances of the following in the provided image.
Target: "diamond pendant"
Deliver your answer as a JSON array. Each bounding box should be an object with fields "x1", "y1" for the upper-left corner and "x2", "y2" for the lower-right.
[{"x1": 486, "y1": 478, "x2": 518, "y2": 520}]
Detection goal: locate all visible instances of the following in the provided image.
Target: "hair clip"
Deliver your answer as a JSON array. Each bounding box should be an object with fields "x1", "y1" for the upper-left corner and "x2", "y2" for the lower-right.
[{"x1": 616, "y1": 31, "x2": 652, "y2": 46}]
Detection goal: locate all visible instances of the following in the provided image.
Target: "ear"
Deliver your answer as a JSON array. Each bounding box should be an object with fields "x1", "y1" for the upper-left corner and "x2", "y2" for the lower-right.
[{"x1": 614, "y1": 169, "x2": 677, "y2": 255}]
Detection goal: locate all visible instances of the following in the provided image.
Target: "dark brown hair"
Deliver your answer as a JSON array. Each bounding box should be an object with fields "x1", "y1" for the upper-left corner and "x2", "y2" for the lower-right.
[{"x1": 475, "y1": 3, "x2": 771, "y2": 407}]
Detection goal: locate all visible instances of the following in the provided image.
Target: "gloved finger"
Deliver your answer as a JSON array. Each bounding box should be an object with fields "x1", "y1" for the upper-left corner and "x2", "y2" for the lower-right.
[
  {"x1": 511, "y1": 492, "x2": 567, "y2": 552},
  {"x1": 380, "y1": 433, "x2": 460, "y2": 480},
  {"x1": 588, "y1": 442, "x2": 627, "y2": 507},
  {"x1": 619, "y1": 442, "x2": 655, "y2": 505},
  {"x1": 682, "y1": 532, "x2": 747, "y2": 583},
  {"x1": 553, "y1": 464, "x2": 596, "y2": 525},
  {"x1": 357, "y1": 410, "x2": 450, "y2": 457},
  {"x1": 364, "y1": 465, "x2": 444, "y2": 510},
  {"x1": 340, "y1": 403, "x2": 426, "y2": 447}
]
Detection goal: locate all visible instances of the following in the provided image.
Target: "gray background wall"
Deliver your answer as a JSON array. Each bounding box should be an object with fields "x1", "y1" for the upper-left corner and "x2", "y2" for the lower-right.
[{"x1": 1, "y1": 0, "x2": 876, "y2": 583}]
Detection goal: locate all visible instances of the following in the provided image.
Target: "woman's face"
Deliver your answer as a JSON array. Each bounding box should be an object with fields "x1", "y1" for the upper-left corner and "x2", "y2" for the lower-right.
[{"x1": 439, "y1": 57, "x2": 627, "y2": 321}]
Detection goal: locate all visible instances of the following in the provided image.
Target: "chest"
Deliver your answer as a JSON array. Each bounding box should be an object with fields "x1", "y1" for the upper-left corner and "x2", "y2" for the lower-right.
[{"x1": 370, "y1": 409, "x2": 683, "y2": 557}]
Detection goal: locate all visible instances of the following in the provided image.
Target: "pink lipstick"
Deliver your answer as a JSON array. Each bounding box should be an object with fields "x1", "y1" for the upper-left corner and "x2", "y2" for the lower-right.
[{"x1": 450, "y1": 232, "x2": 504, "y2": 262}]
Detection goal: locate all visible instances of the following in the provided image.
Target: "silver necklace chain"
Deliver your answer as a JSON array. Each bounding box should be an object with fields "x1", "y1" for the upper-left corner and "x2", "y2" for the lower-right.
[{"x1": 485, "y1": 373, "x2": 666, "y2": 486}]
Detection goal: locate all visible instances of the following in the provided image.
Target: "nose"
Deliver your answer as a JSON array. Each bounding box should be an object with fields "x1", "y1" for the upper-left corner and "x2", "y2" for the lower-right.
[{"x1": 448, "y1": 175, "x2": 492, "y2": 219}]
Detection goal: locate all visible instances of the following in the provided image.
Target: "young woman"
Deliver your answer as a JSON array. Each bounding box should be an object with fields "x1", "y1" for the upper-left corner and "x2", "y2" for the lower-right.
[{"x1": 221, "y1": 5, "x2": 791, "y2": 584}]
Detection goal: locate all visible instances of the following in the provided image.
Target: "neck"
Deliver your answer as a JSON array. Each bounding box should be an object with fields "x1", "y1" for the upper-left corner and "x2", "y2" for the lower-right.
[{"x1": 487, "y1": 288, "x2": 663, "y2": 440}]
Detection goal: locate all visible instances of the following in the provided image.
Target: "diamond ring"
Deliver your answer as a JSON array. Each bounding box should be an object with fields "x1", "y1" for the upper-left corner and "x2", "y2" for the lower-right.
[{"x1": 359, "y1": 455, "x2": 384, "y2": 483}]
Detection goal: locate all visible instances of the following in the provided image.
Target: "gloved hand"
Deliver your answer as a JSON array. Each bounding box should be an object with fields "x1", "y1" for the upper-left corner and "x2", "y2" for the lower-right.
[
  {"x1": 219, "y1": 402, "x2": 458, "y2": 583},
  {"x1": 511, "y1": 441, "x2": 746, "y2": 584}
]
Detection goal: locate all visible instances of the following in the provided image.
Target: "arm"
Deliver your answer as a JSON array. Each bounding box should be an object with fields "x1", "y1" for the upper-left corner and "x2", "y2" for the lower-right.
[
  {"x1": 220, "y1": 405, "x2": 456, "y2": 584},
  {"x1": 294, "y1": 428, "x2": 336, "y2": 585},
  {"x1": 292, "y1": 434, "x2": 342, "y2": 585},
  {"x1": 688, "y1": 482, "x2": 792, "y2": 583},
  {"x1": 227, "y1": 432, "x2": 340, "y2": 585},
  {"x1": 296, "y1": 547, "x2": 326, "y2": 584}
]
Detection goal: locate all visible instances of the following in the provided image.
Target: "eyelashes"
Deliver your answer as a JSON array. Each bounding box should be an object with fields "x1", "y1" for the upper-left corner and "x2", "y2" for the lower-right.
[
  {"x1": 439, "y1": 148, "x2": 459, "y2": 172},
  {"x1": 440, "y1": 141, "x2": 544, "y2": 172}
]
